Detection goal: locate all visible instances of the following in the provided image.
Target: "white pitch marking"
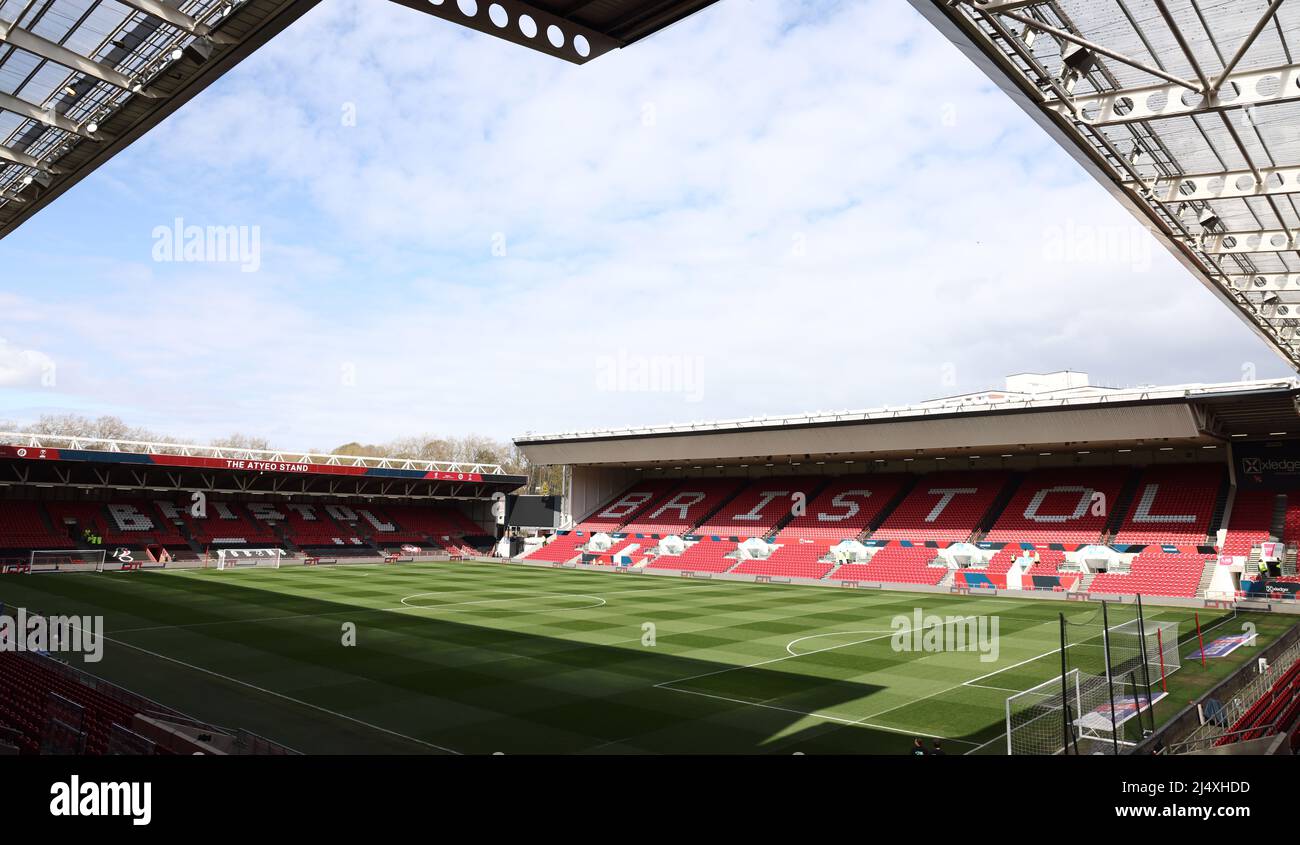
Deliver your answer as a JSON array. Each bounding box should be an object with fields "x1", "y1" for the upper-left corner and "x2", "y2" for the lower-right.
[
  {"x1": 399, "y1": 592, "x2": 607, "y2": 612},
  {"x1": 660, "y1": 685, "x2": 978, "y2": 746},
  {"x1": 785, "y1": 629, "x2": 896, "y2": 656},
  {"x1": 658, "y1": 629, "x2": 900, "y2": 689}
]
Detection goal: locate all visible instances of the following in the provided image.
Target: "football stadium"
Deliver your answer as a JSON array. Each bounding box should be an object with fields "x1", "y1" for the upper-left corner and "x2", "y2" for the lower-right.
[{"x1": 1, "y1": 0, "x2": 1300, "y2": 800}]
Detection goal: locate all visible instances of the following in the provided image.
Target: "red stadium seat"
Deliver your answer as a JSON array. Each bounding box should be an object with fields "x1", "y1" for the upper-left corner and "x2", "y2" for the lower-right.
[
  {"x1": 645, "y1": 539, "x2": 736, "y2": 573},
  {"x1": 576, "y1": 479, "x2": 679, "y2": 532},
  {"x1": 694, "y1": 477, "x2": 823, "y2": 538},
  {"x1": 1088, "y1": 551, "x2": 1209, "y2": 598},
  {"x1": 871, "y1": 472, "x2": 1009, "y2": 543},
  {"x1": 1221, "y1": 490, "x2": 1275, "y2": 557},
  {"x1": 774, "y1": 475, "x2": 906, "y2": 542},
  {"x1": 983, "y1": 468, "x2": 1127, "y2": 545},
  {"x1": 833, "y1": 544, "x2": 947, "y2": 586},
  {"x1": 620, "y1": 479, "x2": 748, "y2": 536},
  {"x1": 0, "y1": 502, "x2": 73, "y2": 550},
  {"x1": 731, "y1": 540, "x2": 835, "y2": 578},
  {"x1": 1113, "y1": 465, "x2": 1224, "y2": 546}
]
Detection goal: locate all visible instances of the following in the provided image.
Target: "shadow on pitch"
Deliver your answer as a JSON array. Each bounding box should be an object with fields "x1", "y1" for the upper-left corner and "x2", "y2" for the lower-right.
[{"x1": 1, "y1": 569, "x2": 1006, "y2": 755}]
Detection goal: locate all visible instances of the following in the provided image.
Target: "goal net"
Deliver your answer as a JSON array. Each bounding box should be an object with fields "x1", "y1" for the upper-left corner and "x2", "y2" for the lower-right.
[
  {"x1": 1006, "y1": 606, "x2": 1181, "y2": 755},
  {"x1": 215, "y1": 548, "x2": 284, "y2": 570},
  {"x1": 29, "y1": 549, "x2": 107, "y2": 573}
]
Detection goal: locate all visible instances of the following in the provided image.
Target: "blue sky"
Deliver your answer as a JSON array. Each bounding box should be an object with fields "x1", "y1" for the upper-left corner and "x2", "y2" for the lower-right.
[{"x1": 0, "y1": 0, "x2": 1291, "y2": 449}]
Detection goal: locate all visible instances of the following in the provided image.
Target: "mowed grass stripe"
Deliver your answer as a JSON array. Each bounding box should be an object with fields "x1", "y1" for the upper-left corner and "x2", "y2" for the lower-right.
[{"x1": 0, "y1": 562, "x2": 1283, "y2": 754}]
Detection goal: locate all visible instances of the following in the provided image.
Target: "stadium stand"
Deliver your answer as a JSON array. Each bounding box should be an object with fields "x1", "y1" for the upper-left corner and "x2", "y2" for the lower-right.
[
  {"x1": 1112, "y1": 465, "x2": 1224, "y2": 547},
  {"x1": 833, "y1": 545, "x2": 946, "y2": 586},
  {"x1": 693, "y1": 477, "x2": 823, "y2": 537},
  {"x1": 645, "y1": 539, "x2": 735, "y2": 573},
  {"x1": 731, "y1": 540, "x2": 834, "y2": 579},
  {"x1": 871, "y1": 472, "x2": 1009, "y2": 543},
  {"x1": 1088, "y1": 550, "x2": 1209, "y2": 598},
  {"x1": 621, "y1": 478, "x2": 747, "y2": 535},
  {"x1": 983, "y1": 468, "x2": 1127, "y2": 545},
  {"x1": 774, "y1": 474, "x2": 907, "y2": 542}
]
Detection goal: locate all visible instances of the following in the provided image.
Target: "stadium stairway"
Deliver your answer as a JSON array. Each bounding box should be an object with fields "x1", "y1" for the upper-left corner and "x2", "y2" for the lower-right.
[
  {"x1": 169, "y1": 518, "x2": 205, "y2": 558},
  {"x1": 762, "y1": 477, "x2": 834, "y2": 540},
  {"x1": 1271, "y1": 493, "x2": 1288, "y2": 540},
  {"x1": 267, "y1": 520, "x2": 299, "y2": 554},
  {"x1": 1197, "y1": 558, "x2": 1218, "y2": 596},
  {"x1": 970, "y1": 471, "x2": 1025, "y2": 542},
  {"x1": 1207, "y1": 474, "x2": 1233, "y2": 543},
  {"x1": 1103, "y1": 468, "x2": 1143, "y2": 541},
  {"x1": 683, "y1": 482, "x2": 751, "y2": 535},
  {"x1": 858, "y1": 474, "x2": 920, "y2": 541}
]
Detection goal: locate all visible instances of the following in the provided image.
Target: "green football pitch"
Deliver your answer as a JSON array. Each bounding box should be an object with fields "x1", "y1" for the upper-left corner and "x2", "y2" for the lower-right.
[{"x1": 0, "y1": 561, "x2": 1290, "y2": 754}]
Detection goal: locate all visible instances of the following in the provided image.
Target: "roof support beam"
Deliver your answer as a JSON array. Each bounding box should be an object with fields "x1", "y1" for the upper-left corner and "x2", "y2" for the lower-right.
[
  {"x1": 1132, "y1": 165, "x2": 1300, "y2": 203},
  {"x1": 0, "y1": 141, "x2": 53, "y2": 171},
  {"x1": 1198, "y1": 229, "x2": 1300, "y2": 255},
  {"x1": 1048, "y1": 62, "x2": 1300, "y2": 126},
  {"x1": 1209, "y1": 0, "x2": 1287, "y2": 97},
  {"x1": 1152, "y1": 0, "x2": 1213, "y2": 92},
  {"x1": 115, "y1": 0, "x2": 237, "y2": 45},
  {"x1": 0, "y1": 90, "x2": 105, "y2": 140},
  {"x1": 1226, "y1": 274, "x2": 1300, "y2": 293},
  {"x1": 0, "y1": 23, "x2": 160, "y2": 97},
  {"x1": 995, "y1": 8, "x2": 1198, "y2": 91},
  {"x1": 966, "y1": 1, "x2": 1050, "y2": 10}
]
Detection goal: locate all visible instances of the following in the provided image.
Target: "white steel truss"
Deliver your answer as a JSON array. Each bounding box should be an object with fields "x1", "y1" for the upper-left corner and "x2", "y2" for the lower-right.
[
  {"x1": 0, "y1": 0, "x2": 313, "y2": 238},
  {"x1": 914, "y1": 0, "x2": 1300, "y2": 368},
  {"x1": 0, "y1": 432, "x2": 508, "y2": 476}
]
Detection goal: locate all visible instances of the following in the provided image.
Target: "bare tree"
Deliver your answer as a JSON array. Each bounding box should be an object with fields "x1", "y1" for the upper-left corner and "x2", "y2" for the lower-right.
[{"x1": 210, "y1": 433, "x2": 273, "y2": 451}]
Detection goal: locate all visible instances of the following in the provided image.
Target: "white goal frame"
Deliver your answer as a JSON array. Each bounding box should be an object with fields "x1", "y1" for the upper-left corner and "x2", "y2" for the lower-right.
[
  {"x1": 214, "y1": 548, "x2": 284, "y2": 570},
  {"x1": 1006, "y1": 619, "x2": 1182, "y2": 755},
  {"x1": 29, "y1": 549, "x2": 107, "y2": 573}
]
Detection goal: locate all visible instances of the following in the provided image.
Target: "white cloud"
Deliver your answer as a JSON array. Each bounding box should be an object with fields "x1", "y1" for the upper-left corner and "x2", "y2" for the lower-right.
[
  {"x1": 0, "y1": 0, "x2": 1291, "y2": 447},
  {"x1": 0, "y1": 337, "x2": 55, "y2": 388}
]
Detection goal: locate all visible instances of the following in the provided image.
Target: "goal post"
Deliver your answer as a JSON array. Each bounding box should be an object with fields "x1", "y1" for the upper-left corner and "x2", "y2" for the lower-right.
[
  {"x1": 214, "y1": 548, "x2": 284, "y2": 570},
  {"x1": 1006, "y1": 668, "x2": 1083, "y2": 755},
  {"x1": 29, "y1": 549, "x2": 106, "y2": 573},
  {"x1": 1006, "y1": 613, "x2": 1182, "y2": 755}
]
